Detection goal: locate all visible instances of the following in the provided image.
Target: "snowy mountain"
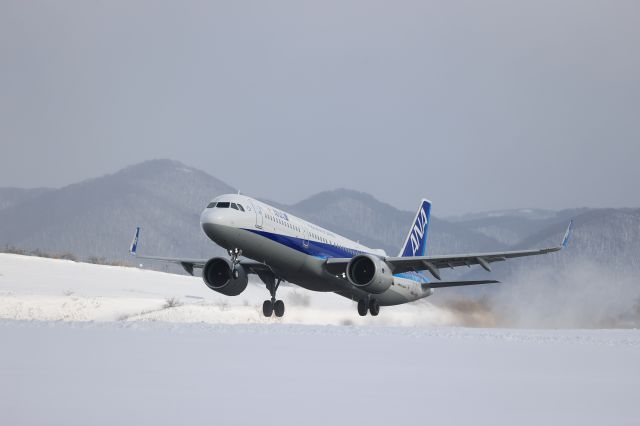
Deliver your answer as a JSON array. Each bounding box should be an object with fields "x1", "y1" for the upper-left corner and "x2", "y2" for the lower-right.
[
  {"x1": 445, "y1": 208, "x2": 588, "y2": 245},
  {"x1": 0, "y1": 160, "x2": 235, "y2": 265}
]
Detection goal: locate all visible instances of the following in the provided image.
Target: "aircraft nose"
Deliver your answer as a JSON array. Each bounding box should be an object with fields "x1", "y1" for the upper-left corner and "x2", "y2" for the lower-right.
[
  {"x1": 200, "y1": 208, "x2": 221, "y2": 227},
  {"x1": 200, "y1": 208, "x2": 232, "y2": 245}
]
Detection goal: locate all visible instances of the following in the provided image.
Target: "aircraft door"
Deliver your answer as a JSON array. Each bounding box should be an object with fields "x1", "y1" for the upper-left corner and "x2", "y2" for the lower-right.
[
  {"x1": 253, "y1": 202, "x2": 264, "y2": 229},
  {"x1": 302, "y1": 228, "x2": 309, "y2": 249}
]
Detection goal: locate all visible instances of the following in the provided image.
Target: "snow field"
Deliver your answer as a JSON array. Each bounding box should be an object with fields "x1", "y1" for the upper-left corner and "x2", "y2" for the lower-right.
[{"x1": 1, "y1": 254, "x2": 639, "y2": 425}]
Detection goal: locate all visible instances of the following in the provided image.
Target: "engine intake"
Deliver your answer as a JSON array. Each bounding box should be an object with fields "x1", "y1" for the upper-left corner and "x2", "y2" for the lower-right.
[
  {"x1": 346, "y1": 254, "x2": 393, "y2": 294},
  {"x1": 202, "y1": 257, "x2": 248, "y2": 296}
]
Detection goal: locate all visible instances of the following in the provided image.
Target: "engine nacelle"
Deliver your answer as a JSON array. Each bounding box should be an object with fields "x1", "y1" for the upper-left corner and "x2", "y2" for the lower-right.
[
  {"x1": 346, "y1": 254, "x2": 393, "y2": 294},
  {"x1": 202, "y1": 257, "x2": 248, "y2": 296}
]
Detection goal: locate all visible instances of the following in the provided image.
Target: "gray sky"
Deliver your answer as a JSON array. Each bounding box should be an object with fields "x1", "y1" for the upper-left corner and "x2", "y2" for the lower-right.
[{"x1": 1, "y1": 0, "x2": 639, "y2": 215}]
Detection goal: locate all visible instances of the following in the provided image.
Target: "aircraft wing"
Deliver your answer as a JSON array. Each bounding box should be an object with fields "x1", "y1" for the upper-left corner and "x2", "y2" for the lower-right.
[
  {"x1": 325, "y1": 221, "x2": 573, "y2": 279},
  {"x1": 128, "y1": 227, "x2": 272, "y2": 276}
]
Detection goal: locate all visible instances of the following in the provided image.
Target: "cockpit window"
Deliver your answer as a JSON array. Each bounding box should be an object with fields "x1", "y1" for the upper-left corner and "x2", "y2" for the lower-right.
[
  {"x1": 230, "y1": 203, "x2": 239, "y2": 210},
  {"x1": 237, "y1": 204, "x2": 245, "y2": 212},
  {"x1": 207, "y1": 202, "x2": 217, "y2": 208},
  {"x1": 217, "y1": 202, "x2": 230, "y2": 208}
]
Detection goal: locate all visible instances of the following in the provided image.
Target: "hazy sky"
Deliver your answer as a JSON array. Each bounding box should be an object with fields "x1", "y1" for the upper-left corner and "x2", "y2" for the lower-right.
[{"x1": 1, "y1": 0, "x2": 639, "y2": 215}]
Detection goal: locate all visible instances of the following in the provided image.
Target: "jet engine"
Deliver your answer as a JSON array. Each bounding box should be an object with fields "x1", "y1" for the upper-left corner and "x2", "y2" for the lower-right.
[
  {"x1": 202, "y1": 257, "x2": 248, "y2": 296},
  {"x1": 346, "y1": 254, "x2": 393, "y2": 294}
]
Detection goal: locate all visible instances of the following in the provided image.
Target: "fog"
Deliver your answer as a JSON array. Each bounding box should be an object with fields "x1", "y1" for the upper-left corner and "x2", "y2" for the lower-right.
[{"x1": 436, "y1": 261, "x2": 640, "y2": 329}]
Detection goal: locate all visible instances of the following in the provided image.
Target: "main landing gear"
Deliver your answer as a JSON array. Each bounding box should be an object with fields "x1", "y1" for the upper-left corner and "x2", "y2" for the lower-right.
[
  {"x1": 357, "y1": 298, "x2": 380, "y2": 317},
  {"x1": 227, "y1": 248, "x2": 242, "y2": 279},
  {"x1": 263, "y1": 277, "x2": 285, "y2": 318}
]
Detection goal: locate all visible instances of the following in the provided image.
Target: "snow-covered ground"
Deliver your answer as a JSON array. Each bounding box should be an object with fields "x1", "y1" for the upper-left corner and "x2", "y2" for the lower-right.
[
  {"x1": 0, "y1": 253, "x2": 464, "y2": 326},
  {"x1": 1, "y1": 254, "x2": 639, "y2": 425}
]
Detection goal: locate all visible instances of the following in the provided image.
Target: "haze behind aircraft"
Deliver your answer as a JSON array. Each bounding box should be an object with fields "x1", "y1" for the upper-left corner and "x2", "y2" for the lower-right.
[{"x1": 130, "y1": 194, "x2": 572, "y2": 317}]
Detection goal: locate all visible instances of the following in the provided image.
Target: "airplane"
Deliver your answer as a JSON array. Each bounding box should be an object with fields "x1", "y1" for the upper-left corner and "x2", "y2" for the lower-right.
[{"x1": 129, "y1": 194, "x2": 573, "y2": 317}]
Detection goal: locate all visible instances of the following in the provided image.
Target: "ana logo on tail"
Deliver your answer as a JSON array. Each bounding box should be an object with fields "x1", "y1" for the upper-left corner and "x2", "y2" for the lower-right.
[
  {"x1": 129, "y1": 227, "x2": 140, "y2": 255},
  {"x1": 409, "y1": 208, "x2": 428, "y2": 256},
  {"x1": 399, "y1": 199, "x2": 432, "y2": 257}
]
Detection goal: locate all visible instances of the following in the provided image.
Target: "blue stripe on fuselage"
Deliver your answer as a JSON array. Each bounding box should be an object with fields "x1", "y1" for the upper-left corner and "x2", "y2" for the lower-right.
[
  {"x1": 246, "y1": 228, "x2": 364, "y2": 259},
  {"x1": 244, "y1": 228, "x2": 430, "y2": 283}
]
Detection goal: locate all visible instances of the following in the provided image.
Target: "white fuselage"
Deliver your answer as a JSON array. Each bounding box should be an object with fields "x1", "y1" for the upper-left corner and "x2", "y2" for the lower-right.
[{"x1": 199, "y1": 194, "x2": 431, "y2": 306}]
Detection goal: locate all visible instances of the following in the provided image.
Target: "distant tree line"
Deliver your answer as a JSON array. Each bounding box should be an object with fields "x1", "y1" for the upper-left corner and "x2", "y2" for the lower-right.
[{"x1": 2, "y1": 245, "x2": 132, "y2": 267}]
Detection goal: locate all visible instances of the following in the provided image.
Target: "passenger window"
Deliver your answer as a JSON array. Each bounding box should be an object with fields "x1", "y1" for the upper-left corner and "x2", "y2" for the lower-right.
[
  {"x1": 207, "y1": 202, "x2": 217, "y2": 208},
  {"x1": 217, "y1": 202, "x2": 230, "y2": 208},
  {"x1": 230, "y1": 203, "x2": 239, "y2": 210}
]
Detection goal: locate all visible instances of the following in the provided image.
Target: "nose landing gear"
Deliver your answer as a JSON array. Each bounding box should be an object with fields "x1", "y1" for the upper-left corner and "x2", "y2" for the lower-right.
[
  {"x1": 227, "y1": 248, "x2": 242, "y2": 279},
  {"x1": 262, "y1": 277, "x2": 285, "y2": 318}
]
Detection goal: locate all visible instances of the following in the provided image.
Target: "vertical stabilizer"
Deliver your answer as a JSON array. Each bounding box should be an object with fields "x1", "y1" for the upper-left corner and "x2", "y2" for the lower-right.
[
  {"x1": 129, "y1": 227, "x2": 141, "y2": 255},
  {"x1": 398, "y1": 199, "x2": 432, "y2": 257}
]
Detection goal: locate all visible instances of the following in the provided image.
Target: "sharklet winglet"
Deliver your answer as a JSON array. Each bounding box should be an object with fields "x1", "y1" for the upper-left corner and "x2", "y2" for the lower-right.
[{"x1": 562, "y1": 220, "x2": 573, "y2": 248}]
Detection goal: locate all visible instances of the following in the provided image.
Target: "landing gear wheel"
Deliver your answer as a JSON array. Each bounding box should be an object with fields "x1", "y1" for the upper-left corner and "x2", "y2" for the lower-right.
[
  {"x1": 274, "y1": 300, "x2": 285, "y2": 317},
  {"x1": 357, "y1": 299, "x2": 368, "y2": 316},
  {"x1": 369, "y1": 299, "x2": 380, "y2": 316},
  {"x1": 262, "y1": 300, "x2": 273, "y2": 317},
  {"x1": 263, "y1": 277, "x2": 284, "y2": 317}
]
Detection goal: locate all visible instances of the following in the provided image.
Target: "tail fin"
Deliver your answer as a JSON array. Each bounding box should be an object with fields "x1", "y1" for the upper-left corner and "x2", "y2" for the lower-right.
[
  {"x1": 129, "y1": 227, "x2": 141, "y2": 255},
  {"x1": 398, "y1": 199, "x2": 432, "y2": 257}
]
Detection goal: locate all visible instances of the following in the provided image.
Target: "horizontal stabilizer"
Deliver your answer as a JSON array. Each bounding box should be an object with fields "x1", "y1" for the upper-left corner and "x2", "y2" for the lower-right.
[{"x1": 422, "y1": 280, "x2": 500, "y2": 289}]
